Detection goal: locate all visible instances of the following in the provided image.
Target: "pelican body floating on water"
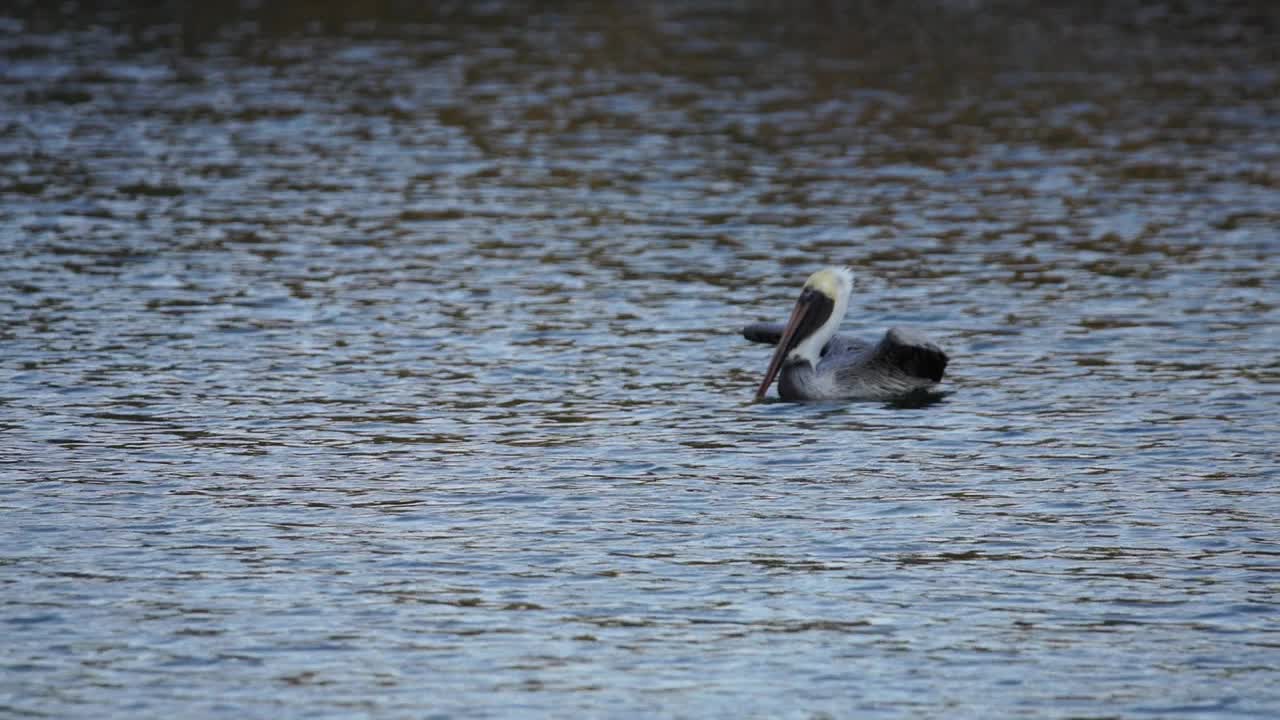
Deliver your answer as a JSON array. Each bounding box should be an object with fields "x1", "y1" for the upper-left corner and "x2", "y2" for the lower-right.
[{"x1": 745, "y1": 267, "x2": 949, "y2": 402}]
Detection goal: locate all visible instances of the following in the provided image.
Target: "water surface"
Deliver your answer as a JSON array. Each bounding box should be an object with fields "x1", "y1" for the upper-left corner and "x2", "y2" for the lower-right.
[{"x1": 2, "y1": 2, "x2": 1278, "y2": 717}]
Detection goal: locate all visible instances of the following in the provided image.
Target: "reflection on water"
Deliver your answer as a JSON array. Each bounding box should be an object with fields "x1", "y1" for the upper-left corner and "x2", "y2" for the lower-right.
[{"x1": 2, "y1": 1, "x2": 1278, "y2": 717}]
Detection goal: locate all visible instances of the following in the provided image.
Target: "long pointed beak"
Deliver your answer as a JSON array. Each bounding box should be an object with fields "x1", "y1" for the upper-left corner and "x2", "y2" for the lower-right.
[{"x1": 754, "y1": 293, "x2": 816, "y2": 401}]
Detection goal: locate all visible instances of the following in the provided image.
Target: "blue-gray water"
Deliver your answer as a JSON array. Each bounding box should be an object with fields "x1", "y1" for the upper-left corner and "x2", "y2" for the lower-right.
[{"x1": 2, "y1": 2, "x2": 1278, "y2": 717}]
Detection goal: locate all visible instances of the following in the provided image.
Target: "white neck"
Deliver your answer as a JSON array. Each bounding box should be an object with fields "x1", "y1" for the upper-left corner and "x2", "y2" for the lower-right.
[{"x1": 788, "y1": 290, "x2": 848, "y2": 365}]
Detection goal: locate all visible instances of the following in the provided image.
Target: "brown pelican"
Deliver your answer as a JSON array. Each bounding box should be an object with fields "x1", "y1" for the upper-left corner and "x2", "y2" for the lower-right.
[{"x1": 746, "y1": 267, "x2": 949, "y2": 401}]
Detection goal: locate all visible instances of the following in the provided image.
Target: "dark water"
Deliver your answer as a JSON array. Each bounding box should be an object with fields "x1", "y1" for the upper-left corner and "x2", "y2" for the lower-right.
[{"x1": 3, "y1": 1, "x2": 1279, "y2": 717}]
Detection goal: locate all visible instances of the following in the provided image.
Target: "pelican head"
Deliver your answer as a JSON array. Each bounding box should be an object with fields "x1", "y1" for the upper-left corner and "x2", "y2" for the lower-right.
[{"x1": 754, "y1": 267, "x2": 853, "y2": 401}]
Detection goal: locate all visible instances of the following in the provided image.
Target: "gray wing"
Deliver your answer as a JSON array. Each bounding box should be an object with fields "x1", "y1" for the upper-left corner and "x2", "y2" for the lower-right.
[
  {"x1": 875, "y1": 328, "x2": 948, "y2": 382},
  {"x1": 827, "y1": 327, "x2": 948, "y2": 394},
  {"x1": 742, "y1": 321, "x2": 786, "y2": 346},
  {"x1": 742, "y1": 321, "x2": 868, "y2": 358}
]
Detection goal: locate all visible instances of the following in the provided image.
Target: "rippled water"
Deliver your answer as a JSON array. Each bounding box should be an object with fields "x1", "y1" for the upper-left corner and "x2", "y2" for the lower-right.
[{"x1": 3, "y1": 2, "x2": 1279, "y2": 717}]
